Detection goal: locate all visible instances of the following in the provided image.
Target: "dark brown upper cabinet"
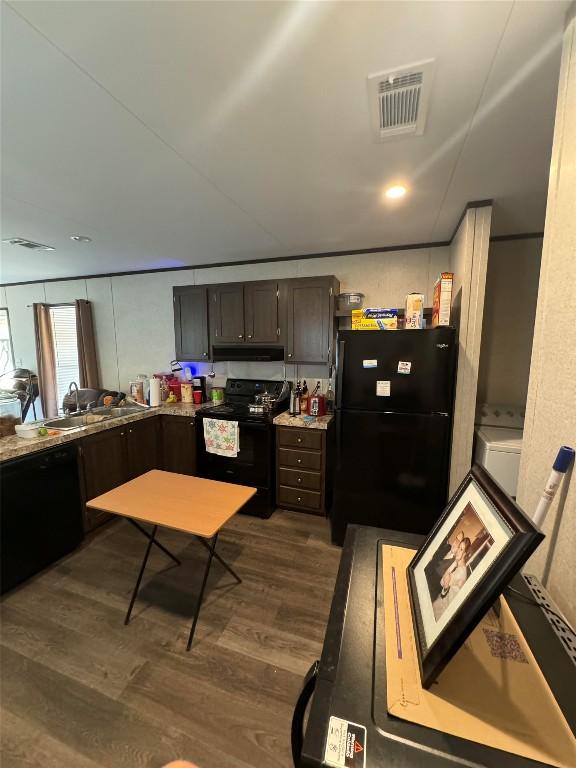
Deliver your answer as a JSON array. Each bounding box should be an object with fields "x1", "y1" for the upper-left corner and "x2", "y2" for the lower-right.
[
  {"x1": 174, "y1": 276, "x2": 338, "y2": 364},
  {"x1": 210, "y1": 284, "x2": 245, "y2": 343},
  {"x1": 173, "y1": 286, "x2": 209, "y2": 361},
  {"x1": 210, "y1": 281, "x2": 280, "y2": 346},
  {"x1": 244, "y1": 281, "x2": 279, "y2": 343},
  {"x1": 285, "y1": 277, "x2": 339, "y2": 364}
]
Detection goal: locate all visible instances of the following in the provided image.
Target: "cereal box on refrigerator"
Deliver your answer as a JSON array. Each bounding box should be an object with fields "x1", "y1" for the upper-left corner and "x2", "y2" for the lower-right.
[{"x1": 432, "y1": 272, "x2": 454, "y2": 327}]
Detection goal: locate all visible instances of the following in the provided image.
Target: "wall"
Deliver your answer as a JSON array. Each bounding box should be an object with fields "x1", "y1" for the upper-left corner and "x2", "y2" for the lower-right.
[
  {"x1": 448, "y1": 205, "x2": 492, "y2": 495},
  {"x1": 517, "y1": 5, "x2": 576, "y2": 625},
  {"x1": 4, "y1": 245, "x2": 450, "y2": 395},
  {"x1": 477, "y1": 238, "x2": 542, "y2": 407}
]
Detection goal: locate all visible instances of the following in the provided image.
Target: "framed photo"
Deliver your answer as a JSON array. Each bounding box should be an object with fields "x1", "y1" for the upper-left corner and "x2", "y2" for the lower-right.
[{"x1": 408, "y1": 464, "x2": 544, "y2": 688}]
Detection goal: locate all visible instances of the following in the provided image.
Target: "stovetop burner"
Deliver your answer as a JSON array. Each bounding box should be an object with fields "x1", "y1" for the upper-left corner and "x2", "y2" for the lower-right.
[
  {"x1": 204, "y1": 404, "x2": 237, "y2": 415},
  {"x1": 196, "y1": 378, "x2": 290, "y2": 423},
  {"x1": 198, "y1": 402, "x2": 273, "y2": 422}
]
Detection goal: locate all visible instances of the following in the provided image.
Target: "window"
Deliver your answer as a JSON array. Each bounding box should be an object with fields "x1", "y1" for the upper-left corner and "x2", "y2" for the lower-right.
[
  {"x1": 49, "y1": 304, "x2": 80, "y2": 408},
  {"x1": 0, "y1": 308, "x2": 14, "y2": 376}
]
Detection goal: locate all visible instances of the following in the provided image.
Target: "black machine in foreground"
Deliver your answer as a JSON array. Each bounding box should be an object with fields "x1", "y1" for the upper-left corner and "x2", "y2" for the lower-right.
[{"x1": 292, "y1": 525, "x2": 576, "y2": 768}]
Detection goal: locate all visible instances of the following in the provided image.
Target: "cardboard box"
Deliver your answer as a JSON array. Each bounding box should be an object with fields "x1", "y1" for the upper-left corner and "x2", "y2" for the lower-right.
[
  {"x1": 432, "y1": 272, "x2": 454, "y2": 327},
  {"x1": 352, "y1": 308, "x2": 398, "y2": 330},
  {"x1": 405, "y1": 293, "x2": 424, "y2": 329}
]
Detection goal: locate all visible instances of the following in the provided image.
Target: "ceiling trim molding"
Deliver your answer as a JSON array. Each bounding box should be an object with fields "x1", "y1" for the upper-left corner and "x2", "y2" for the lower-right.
[
  {"x1": 489, "y1": 232, "x2": 544, "y2": 243},
  {"x1": 1, "y1": 239, "x2": 453, "y2": 287},
  {"x1": 449, "y1": 199, "x2": 494, "y2": 242},
  {"x1": 1, "y1": 225, "x2": 546, "y2": 288}
]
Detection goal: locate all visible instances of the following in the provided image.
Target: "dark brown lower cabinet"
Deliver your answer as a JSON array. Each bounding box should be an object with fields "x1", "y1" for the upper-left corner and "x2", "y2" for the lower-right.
[
  {"x1": 126, "y1": 417, "x2": 160, "y2": 479},
  {"x1": 276, "y1": 426, "x2": 331, "y2": 516},
  {"x1": 80, "y1": 425, "x2": 129, "y2": 531},
  {"x1": 80, "y1": 416, "x2": 162, "y2": 532},
  {"x1": 161, "y1": 416, "x2": 197, "y2": 475}
]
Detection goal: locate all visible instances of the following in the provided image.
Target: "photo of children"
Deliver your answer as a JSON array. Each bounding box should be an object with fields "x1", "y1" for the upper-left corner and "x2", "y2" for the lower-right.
[{"x1": 424, "y1": 502, "x2": 495, "y2": 622}]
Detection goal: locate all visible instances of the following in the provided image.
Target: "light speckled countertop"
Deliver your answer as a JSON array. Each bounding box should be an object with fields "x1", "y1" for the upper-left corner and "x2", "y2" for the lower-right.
[
  {"x1": 273, "y1": 412, "x2": 333, "y2": 430},
  {"x1": 0, "y1": 402, "x2": 212, "y2": 463}
]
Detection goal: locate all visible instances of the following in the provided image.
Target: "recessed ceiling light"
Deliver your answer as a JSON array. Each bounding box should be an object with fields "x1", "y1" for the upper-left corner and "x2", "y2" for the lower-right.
[
  {"x1": 384, "y1": 185, "x2": 407, "y2": 199},
  {"x1": 70, "y1": 235, "x2": 92, "y2": 243}
]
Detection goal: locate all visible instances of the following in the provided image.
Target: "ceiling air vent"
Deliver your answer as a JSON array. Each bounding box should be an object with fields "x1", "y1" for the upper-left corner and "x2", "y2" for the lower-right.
[
  {"x1": 2, "y1": 237, "x2": 55, "y2": 251},
  {"x1": 368, "y1": 59, "x2": 435, "y2": 141}
]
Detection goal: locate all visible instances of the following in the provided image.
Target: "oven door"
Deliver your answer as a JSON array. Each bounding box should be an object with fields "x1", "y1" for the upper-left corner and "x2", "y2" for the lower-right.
[{"x1": 196, "y1": 419, "x2": 272, "y2": 489}]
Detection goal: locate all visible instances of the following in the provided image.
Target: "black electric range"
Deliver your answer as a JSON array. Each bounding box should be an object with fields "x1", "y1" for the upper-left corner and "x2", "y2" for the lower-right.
[{"x1": 195, "y1": 379, "x2": 290, "y2": 518}]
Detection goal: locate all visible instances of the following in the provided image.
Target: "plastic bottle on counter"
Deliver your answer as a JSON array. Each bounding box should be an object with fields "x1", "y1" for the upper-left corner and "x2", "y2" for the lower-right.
[
  {"x1": 300, "y1": 380, "x2": 309, "y2": 414},
  {"x1": 325, "y1": 380, "x2": 335, "y2": 414},
  {"x1": 137, "y1": 373, "x2": 149, "y2": 404},
  {"x1": 292, "y1": 381, "x2": 302, "y2": 416}
]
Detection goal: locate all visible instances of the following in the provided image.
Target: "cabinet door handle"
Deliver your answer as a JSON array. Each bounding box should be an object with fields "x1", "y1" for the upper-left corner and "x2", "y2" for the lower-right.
[
  {"x1": 297, "y1": 477, "x2": 302, "y2": 483},
  {"x1": 238, "y1": 334, "x2": 243, "y2": 339},
  {"x1": 129, "y1": 429, "x2": 133, "y2": 434},
  {"x1": 288, "y1": 353, "x2": 292, "y2": 358},
  {"x1": 297, "y1": 458, "x2": 302, "y2": 464},
  {"x1": 297, "y1": 497, "x2": 302, "y2": 503},
  {"x1": 297, "y1": 437, "x2": 302, "y2": 443},
  {"x1": 203, "y1": 352, "x2": 207, "y2": 357},
  {"x1": 247, "y1": 334, "x2": 252, "y2": 339},
  {"x1": 120, "y1": 432, "x2": 124, "y2": 436}
]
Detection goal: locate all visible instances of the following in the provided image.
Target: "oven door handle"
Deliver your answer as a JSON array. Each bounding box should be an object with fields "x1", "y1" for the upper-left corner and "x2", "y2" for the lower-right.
[{"x1": 198, "y1": 417, "x2": 269, "y2": 431}]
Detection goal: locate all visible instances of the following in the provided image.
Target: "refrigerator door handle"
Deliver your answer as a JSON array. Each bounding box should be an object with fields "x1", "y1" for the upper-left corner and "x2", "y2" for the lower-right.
[
  {"x1": 335, "y1": 339, "x2": 345, "y2": 410},
  {"x1": 291, "y1": 659, "x2": 320, "y2": 767}
]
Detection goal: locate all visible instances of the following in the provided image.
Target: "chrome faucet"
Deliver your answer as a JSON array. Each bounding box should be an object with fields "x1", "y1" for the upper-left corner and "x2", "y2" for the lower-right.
[{"x1": 67, "y1": 381, "x2": 80, "y2": 414}]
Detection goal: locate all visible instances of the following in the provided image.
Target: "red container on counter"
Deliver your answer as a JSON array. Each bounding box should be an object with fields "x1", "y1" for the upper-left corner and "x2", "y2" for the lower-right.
[
  {"x1": 309, "y1": 393, "x2": 326, "y2": 417},
  {"x1": 168, "y1": 380, "x2": 182, "y2": 401}
]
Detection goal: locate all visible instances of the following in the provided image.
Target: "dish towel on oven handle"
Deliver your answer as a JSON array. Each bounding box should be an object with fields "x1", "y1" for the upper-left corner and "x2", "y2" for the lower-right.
[{"x1": 203, "y1": 418, "x2": 239, "y2": 458}]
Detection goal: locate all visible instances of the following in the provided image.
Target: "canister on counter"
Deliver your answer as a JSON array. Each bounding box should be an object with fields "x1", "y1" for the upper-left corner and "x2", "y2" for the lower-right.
[
  {"x1": 168, "y1": 380, "x2": 182, "y2": 401},
  {"x1": 181, "y1": 383, "x2": 193, "y2": 403},
  {"x1": 309, "y1": 393, "x2": 326, "y2": 417},
  {"x1": 129, "y1": 380, "x2": 145, "y2": 404},
  {"x1": 211, "y1": 387, "x2": 224, "y2": 404}
]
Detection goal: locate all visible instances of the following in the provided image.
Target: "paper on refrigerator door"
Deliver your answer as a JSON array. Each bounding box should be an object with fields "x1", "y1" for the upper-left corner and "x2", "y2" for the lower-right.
[{"x1": 376, "y1": 381, "x2": 391, "y2": 397}]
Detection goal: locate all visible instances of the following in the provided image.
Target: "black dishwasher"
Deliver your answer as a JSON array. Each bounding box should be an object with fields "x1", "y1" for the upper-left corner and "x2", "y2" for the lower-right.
[{"x1": 1, "y1": 444, "x2": 84, "y2": 594}]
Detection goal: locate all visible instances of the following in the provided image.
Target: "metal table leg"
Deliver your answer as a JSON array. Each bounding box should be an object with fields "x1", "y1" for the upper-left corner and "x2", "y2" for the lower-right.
[
  {"x1": 125, "y1": 524, "x2": 158, "y2": 625},
  {"x1": 128, "y1": 519, "x2": 181, "y2": 566},
  {"x1": 187, "y1": 533, "x2": 219, "y2": 651},
  {"x1": 196, "y1": 536, "x2": 241, "y2": 584}
]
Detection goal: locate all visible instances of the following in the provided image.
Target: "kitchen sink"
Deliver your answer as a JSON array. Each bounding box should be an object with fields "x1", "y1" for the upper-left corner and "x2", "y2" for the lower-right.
[
  {"x1": 44, "y1": 405, "x2": 147, "y2": 430},
  {"x1": 91, "y1": 405, "x2": 147, "y2": 417},
  {"x1": 43, "y1": 413, "x2": 110, "y2": 430}
]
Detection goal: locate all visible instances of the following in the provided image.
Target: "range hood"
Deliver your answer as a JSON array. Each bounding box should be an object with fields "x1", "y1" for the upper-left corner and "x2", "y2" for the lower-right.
[{"x1": 212, "y1": 346, "x2": 285, "y2": 363}]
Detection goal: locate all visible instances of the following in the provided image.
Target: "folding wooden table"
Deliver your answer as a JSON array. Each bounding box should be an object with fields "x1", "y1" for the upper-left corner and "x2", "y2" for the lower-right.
[{"x1": 87, "y1": 469, "x2": 256, "y2": 650}]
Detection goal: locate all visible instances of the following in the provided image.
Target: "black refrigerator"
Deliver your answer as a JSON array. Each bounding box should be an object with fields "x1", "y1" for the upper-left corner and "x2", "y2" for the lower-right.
[{"x1": 330, "y1": 327, "x2": 457, "y2": 545}]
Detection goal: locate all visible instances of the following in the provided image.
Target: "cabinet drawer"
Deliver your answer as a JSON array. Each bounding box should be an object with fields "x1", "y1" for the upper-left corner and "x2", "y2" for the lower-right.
[
  {"x1": 278, "y1": 485, "x2": 321, "y2": 511},
  {"x1": 279, "y1": 467, "x2": 321, "y2": 491},
  {"x1": 278, "y1": 448, "x2": 322, "y2": 471},
  {"x1": 278, "y1": 428, "x2": 322, "y2": 451}
]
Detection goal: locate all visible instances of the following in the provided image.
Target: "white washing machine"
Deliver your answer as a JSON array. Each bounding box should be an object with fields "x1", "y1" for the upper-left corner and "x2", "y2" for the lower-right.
[{"x1": 474, "y1": 404, "x2": 525, "y2": 497}]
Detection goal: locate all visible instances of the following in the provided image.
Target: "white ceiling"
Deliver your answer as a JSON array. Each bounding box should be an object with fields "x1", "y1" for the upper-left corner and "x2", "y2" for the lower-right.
[{"x1": 0, "y1": 0, "x2": 569, "y2": 283}]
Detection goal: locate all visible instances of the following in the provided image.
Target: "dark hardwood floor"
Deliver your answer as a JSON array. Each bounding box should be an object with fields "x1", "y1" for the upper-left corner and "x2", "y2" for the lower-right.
[{"x1": 0, "y1": 510, "x2": 341, "y2": 768}]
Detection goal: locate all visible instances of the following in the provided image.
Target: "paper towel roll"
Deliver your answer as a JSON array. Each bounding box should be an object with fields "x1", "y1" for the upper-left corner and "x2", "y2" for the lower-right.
[{"x1": 149, "y1": 377, "x2": 161, "y2": 407}]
